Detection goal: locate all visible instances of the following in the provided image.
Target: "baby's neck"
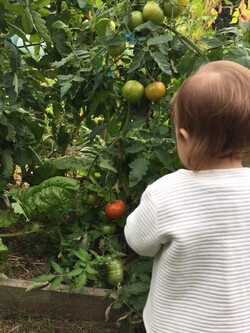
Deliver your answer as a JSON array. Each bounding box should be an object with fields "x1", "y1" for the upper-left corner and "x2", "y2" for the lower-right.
[{"x1": 193, "y1": 157, "x2": 243, "y2": 171}]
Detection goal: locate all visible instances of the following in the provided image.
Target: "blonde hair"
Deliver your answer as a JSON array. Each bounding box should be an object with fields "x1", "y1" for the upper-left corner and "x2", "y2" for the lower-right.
[{"x1": 171, "y1": 60, "x2": 250, "y2": 164}]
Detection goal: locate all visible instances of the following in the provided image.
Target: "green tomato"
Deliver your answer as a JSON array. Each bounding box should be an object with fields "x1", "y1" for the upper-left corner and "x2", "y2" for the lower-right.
[
  {"x1": 142, "y1": 1, "x2": 165, "y2": 26},
  {"x1": 107, "y1": 42, "x2": 126, "y2": 57},
  {"x1": 163, "y1": 0, "x2": 189, "y2": 18},
  {"x1": 106, "y1": 258, "x2": 124, "y2": 286},
  {"x1": 101, "y1": 224, "x2": 116, "y2": 235},
  {"x1": 31, "y1": 222, "x2": 42, "y2": 232},
  {"x1": 128, "y1": 10, "x2": 144, "y2": 30},
  {"x1": 85, "y1": 193, "x2": 98, "y2": 206},
  {"x1": 122, "y1": 80, "x2": 144, "y2": 104}
]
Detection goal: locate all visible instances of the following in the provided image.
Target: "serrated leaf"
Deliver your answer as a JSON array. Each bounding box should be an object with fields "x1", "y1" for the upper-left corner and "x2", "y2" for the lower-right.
[
  {"x1": 128, "y1": 50, "x2": 145, "y2": 73},
  {"x1": 10, "y1": 176, "x2": 80, "y2": 216},
  {"x1": 99, "y1": 157, "x2": 117, "y2": 173},
  {"x1": 150, "y1": 51, "x2": 172, "y2": 75},
  {"x1": 125, "y1": 142, "x2": 145, "y2": 154},
  {"x1": 60, "y1": 81, "x2": 72, "y2": 98},
  {"x1": 147, "y1": 35, "x2": 172, "y2": 46},
  {"x1": 134, "y1": 21, "x2": 160, "y2": 32},
  {"x1": 129, "y1": 158, "x2": 150, "y2": 187},
  {"x1": 31, "y1": 10, "x2": 51, "y2": 44},
  {"x1": 67, "y1": 268, "x2": 83, "y2": 277},
  {"x1": 224, "y1": 47, "x2": 250, "y2": 67},
  {"x1": 75, "y1": 272, "x2": 87, "y2": 293},
  {"x1": 32, "y1": 274, "x2": 56, "y2": 283},
  {"x1": 26, "y1": 281, "x2": 48, "y2": 292},
  {"x1": 51, "y1": 261, "x2": 63, "y2": 274},
  {"x1": 74, "y1": 248, "x2": 89, "y2": 262},
  {"x1": 22, "y1": 7, "x2": 34, "y2": 34},
  {"x1": 86, "y1": 266, "x2": 98, "y2": 275},
  {"x1": 49, "y1": 276, "x2": 63, "y2": 290}
]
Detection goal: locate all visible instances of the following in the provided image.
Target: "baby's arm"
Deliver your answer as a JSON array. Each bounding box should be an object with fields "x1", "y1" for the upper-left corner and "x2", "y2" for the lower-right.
[{"x1": 124, "y1": 187, "x2": 161, "y2": 257}]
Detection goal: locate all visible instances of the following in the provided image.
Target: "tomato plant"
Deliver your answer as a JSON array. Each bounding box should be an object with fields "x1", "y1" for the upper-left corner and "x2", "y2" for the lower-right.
[
  {"x1": 105, "y1": 200, "x2": 126, "y2": 220},
  {"x1": 0, "y1": 0, "x2": 249, "y2": 330}
]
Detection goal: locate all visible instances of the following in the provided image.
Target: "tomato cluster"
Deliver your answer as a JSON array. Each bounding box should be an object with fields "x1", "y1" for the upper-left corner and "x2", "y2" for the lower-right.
[{"x1": 122, "y1": 80, "x2": 166, "y2": 104}]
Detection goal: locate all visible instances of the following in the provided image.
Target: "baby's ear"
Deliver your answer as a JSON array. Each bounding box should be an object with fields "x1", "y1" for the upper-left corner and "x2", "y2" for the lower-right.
[{"x1": 178, "y1": 128, "x2": 190, "y2": 142}]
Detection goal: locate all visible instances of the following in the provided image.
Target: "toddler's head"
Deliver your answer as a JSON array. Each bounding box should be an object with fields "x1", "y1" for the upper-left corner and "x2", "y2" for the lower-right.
[{"x1": 171, "y1": 60, "x2": 250, "y2": 169}]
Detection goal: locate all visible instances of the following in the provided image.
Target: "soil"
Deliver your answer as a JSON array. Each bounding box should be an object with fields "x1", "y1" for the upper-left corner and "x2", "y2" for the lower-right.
[{"x1": 0, "y1": 308, "x2": 121, "y2": 333}]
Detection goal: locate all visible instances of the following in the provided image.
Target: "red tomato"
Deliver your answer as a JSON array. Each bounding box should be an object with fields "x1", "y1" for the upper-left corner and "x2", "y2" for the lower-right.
[{"x1": 105, "y1": 200, "x2": 126, "y2": 220}]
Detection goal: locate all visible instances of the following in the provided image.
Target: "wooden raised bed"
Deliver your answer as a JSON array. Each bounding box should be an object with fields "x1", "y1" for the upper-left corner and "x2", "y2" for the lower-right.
[{"x1": 0, "y1": 278, "x2": 124, "y2": 322}]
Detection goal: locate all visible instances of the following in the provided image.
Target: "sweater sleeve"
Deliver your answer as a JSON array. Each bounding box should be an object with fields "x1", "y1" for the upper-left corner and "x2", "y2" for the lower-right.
[{"x1": 124, "y1": 186, "x2": 161, "y2": 257}]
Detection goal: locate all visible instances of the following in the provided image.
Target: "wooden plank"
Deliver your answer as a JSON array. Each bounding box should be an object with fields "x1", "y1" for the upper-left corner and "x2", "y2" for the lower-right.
[{"x1": 0, "y1": 279, "x2": 125, "y2": 322}]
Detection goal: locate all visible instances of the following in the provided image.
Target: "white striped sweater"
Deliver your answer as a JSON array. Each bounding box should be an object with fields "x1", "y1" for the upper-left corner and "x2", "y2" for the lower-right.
[{"x1": 124, "y1": 168, "x2": 250, "y2": 333}]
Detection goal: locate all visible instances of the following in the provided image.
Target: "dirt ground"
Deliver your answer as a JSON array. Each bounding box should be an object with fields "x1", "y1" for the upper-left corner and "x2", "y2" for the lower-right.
[{"x1": 0, "y1": 308, "x2": 131, "y2": 333}]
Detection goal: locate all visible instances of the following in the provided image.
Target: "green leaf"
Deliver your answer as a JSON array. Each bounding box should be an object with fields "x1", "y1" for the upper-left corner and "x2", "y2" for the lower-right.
[
  {"x1": 10, "y1": 176, "x2": 80, "y2": 217},
  {"x1": 26, "y1": 282, "x2": 48, "y2": 292},
  {"x1": 51, "y1": 261, "x2": 63, "y2": 274},
  {"x1": 1, "y1": 149, "x2": 14, "y2": 178},
  {"x1": 75, "y1": 272, "x2": 87, "y2": 293},
  {"x1": 77, "y1": 0, "x2": 87, "y2": 8},
  {"x1": 124, "y1": 142, "x2": 145, "y2": 154},
  {"x1": 149, "y1": 51, "x2": 172, "y2": 75},
  {"x1": 31, "y1": 10, "x2": 51, "y2": 44},
  {"x1": 224, "y1": 47, "x2": 250, "y2": 67},
  {"x1": 51, "y1": 21, "x2": 68, "y2": 29},
  {"x1": 128, "y1": 50, "x2": 145, "y2": 73},
  {"x1": 147, "y1": 35, "x2": 172, "y2": 46},
  {"x1": 0, "y1": 210, "x2": 19, "y2": 228},
  {"x1": 129, "y1": 158, "x2": 150, "y2": 187},
  {"x1": 85, "y1": 266, "x2": 98, "y2": 275},
  {"x1": 67, "y1": 268, "x2": 83, "y2": 277},
  {"x1": 99, "y1": 156, "x2": 117, "y2": 173},
  {"x1": 32, "y1": 274, "x2": 56, "y2": 283},
  {"x1": 74, "y1": 248, "x2": 89, "y2": 262},
  {"x1": 0, "y1": 239, "x2": 8, "y2": 255},
  {"x1": 22, "y1": 7, "x2": 34, "y2": 34},
  {"x1": 49, "y1": 276, "x2": 63, "y2": 290}
]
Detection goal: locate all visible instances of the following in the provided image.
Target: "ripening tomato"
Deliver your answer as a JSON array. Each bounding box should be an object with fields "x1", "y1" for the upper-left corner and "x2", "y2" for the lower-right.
[
  {"x1": 163, "y1": 0, "x2": 189, "y2": 18},
  {"x1": 145, "y1": 82, "x2": 166, "y2": 101},
  {"x1": 122, "y1": 80, "x2": 144, "y2": 103},
  {"x1": 142, "y1": 1, "x2": 165, "y2": 26},
  {"x1": 106, "y1": 258, "x2": 124, "y2": 286},
  {"x1": 105, "y1": 200, "x2": 126, "y2": 220}
]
